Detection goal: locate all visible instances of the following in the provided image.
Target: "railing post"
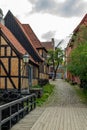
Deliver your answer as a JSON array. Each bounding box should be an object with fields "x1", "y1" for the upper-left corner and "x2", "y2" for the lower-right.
[
  {"x1": 9, "y1": 105, "x2": 11, "y2": 129},
  {"x1": 0, "y1": 108, "x2": 1, "y2": 130},
  {"x1": 34, "y1": 95, "x2": 36, "y2": 109},
  {"x1": 31, "y1": 96, "x2": 33, "y2": 111},
  {"x1": 17, "y1": 102, "x2": 19, "y2": 121},
  {"x1": 22, "y1": 101, "x2": 24, "y2": 117},
  {"x1": 0, "y1": 94, "x2": 36, "y2": 130},
  {"x1": 26, "y1": 98, "x2": 29, "y2": 113}
]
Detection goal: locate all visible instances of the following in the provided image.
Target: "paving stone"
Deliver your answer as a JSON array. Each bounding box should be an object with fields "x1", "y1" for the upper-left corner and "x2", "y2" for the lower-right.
[{"x1": 11, "y1": 79, "x2": 87, "y2": 130}]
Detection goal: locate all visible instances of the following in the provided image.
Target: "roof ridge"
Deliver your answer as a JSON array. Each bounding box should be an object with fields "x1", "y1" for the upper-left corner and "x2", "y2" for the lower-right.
[
  {"x1": 74, "y1": 13, "x2": 87, "y2": 32},
  {"x1": 41, "y1": 41, "x2": 54, "y2": 51},
  {"x1": 0, "y1": 23, "x2": 26, "y2": 55},
  {"x1": 22, "y1": 24, "x2": 44, "y2": 48},
  {"x1": 14, "y1": 16, "x2": 43, "y2": 61}
]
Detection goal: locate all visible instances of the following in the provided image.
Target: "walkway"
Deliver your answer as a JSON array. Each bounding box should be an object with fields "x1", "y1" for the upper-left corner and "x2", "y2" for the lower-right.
[
  {"x1": 11, "y1": 79, "x2": 87, "y2": 130},
  {"x1": 43, "y1": 79, "x2": 85, "y2": 107}
]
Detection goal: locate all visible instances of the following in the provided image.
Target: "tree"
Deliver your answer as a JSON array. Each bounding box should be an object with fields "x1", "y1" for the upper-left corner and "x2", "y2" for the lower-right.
[
  {"x1": 67, "y1": 43, "x2": 87, "y2": 89},
  {"x1": 47, "y1": 48, "x2": 64, "y2": 80},
  {"x1": 67, "y1": 24, "x2": 87, "y2": 89}
]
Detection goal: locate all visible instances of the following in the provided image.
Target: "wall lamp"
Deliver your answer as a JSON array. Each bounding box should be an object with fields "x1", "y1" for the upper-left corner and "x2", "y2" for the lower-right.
[{"x1": 23, "y1": 53, "x2": 29, "y2": 63}]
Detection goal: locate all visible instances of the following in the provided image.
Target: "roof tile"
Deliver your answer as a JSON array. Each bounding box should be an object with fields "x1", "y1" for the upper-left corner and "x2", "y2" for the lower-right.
[
  {"x1": 42, "y1": 41, "x2": 54, "y2": 51},
  {"x1": 0, "y1": 23, "x2": 26, "y2": 55},
  {"x1": 74, "y1": 14, "x2": 87, "y2": 32},
  {"x1": 14, "y1": 17, "x2": 43, "y2": 61},
  {"x1": 22, "y1": 24, "x2": 43, "y2": 49},
  {"x1": 0, "y1": 23, "x2": 39, "y2": 65}
]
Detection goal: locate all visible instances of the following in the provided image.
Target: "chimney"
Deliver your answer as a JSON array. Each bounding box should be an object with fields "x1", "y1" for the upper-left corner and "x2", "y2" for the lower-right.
[
  {"x1": 52, "y1": 38, "x2": 55, "y2": 50},
  {"x1": 0, "y1": 8, "x2": 5, "y2": 25}
]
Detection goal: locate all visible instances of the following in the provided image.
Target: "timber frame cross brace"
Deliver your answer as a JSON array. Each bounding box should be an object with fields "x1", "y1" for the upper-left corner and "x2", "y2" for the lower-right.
[{"x1": 0, "y1": 60, "x2": 17, "y2": 89}]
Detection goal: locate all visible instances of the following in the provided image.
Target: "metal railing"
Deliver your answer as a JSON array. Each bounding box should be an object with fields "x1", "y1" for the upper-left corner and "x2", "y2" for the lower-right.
[{"x1": 0, "y1": 93, "x2": 36, "y2": 130}]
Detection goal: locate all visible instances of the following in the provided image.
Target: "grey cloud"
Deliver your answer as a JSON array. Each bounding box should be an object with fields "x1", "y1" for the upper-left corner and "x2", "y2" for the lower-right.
[
  {"x1": 42, "y1": 31, "x2": 56, "y2": 40},
  {"x1": 28, "y1": 0, "x2": 87, "y2": 17},
  {"x1": 29, "y1": 0, "x2": 57, "y2": 13},
  {"x1": 58, "y1": 0, "x2": 87, "y2": 17}
]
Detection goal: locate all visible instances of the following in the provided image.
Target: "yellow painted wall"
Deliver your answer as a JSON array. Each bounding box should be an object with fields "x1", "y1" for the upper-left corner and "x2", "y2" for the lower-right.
[
  {"x1": 39, "y1": 73, "x2": 49, "y2": 79},
  {"x1": 32, "y1": 79, "x2": 38, "y2": 86},
  {"x1": 0, "y1": 36, "x2": 19, "y2": 89}
]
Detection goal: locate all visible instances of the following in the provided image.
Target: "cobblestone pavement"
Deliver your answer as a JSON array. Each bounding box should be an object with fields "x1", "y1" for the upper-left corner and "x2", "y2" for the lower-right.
[
  {"x1": 43, "y1": 79, "x2": 86, "y2": 107},
  {"x1": 11, "y1": 79, "x2": 87, "y2": 130}
]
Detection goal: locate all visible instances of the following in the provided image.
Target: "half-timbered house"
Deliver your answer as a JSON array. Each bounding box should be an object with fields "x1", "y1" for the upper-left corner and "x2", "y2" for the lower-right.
[
  {"x1": 0, "y1": 23, "x2": 28, "y2": 92},
  {"x1": 0, "y1": 10, "x2": 40, "y2": 93},
  {"x1": 5, "y1": 11, "x2": 49, "y2": 85},
  {"x1": 22, "y1": 24, "x2": 49, "y2": 85}
]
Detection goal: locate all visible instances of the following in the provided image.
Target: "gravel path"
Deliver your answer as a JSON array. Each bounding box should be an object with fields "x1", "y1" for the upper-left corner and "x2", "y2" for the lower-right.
[{"x1": 43, "y1": 79, "x2": 86, "y2": 107}]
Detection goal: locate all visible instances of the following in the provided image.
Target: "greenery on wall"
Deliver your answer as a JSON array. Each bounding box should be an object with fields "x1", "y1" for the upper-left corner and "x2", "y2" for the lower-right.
[
  {"x1": 67, "y1": 24, "x2": 87, "y2": 89},
  {"x1": 71, "y1": 24, "x2": 87, "y2": 46}
]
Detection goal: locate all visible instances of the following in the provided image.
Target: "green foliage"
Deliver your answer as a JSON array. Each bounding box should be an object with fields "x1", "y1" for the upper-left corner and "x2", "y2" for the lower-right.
[
  {"x1": 32, "y1": 85, "x2": 41, "y2": 88},
  {"x1": 73, "y1": 85, "x2": 87, "y2": 104},
  {"x1": 36, "y1": 83, "x2": 55, "y2": 106},
  {"x1": 71, "y1": 24, "x2": 87, "y2": 46},
  {"x1": 67, "y1": 24, "x2": 87, "y2": 89},
  {"x1": 68, "y1": 43, "x2": 87, "y2": 88},
  {"x1": 47, "y1": 48, "x2": 64, "y2": 66},
  {"x1": 47, "y1": 48, "x2": 64, "y2": 79}
]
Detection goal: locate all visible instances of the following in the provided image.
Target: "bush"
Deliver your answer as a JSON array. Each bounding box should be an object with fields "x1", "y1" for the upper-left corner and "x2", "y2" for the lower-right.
[
  {"x1": 73, "y1": 85, "x2": 87, "y2": 104},
  {"x1": 32, "y1": 85, "x2": 41, "y2": 88},
  {"x1": 36, "y1": 83, "x2": 55, "y2": 106}
]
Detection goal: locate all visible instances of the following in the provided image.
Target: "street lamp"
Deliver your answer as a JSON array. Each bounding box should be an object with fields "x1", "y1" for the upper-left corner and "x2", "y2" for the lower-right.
[
  {"x1": 23, "y1": 53, "x2": 29, "y2": 63},
  {"x1": 22, "y1": 53, "x2": 30, "y2": 94}
]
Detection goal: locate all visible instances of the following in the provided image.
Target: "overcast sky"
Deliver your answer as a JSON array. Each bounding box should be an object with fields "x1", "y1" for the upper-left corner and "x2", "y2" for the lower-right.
[{"x1": 0, "y1": 0, "x2": 87, "y2": 48}]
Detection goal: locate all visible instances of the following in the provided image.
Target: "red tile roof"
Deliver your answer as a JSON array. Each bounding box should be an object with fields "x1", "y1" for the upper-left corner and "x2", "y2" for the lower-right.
[
  {"x1": 0, "y1": 23, "x2": 26, "y2": 55},
  {"x1": 0, "y1": 23, "x2": 39, "y2": 65},
  {"x1": 74, "y1": 14, "x2": 87, "y2": 32},
  {"x1": 22, "y1": 24, "x2": 43, "y2": 49},
  {"x1": 14, "y1": 17, "x2": 43, "y2": 61},
  {"x1": 30, "y1": 56, "x2": 39, "y2": 66},
  {"x1": 42, "y1": 41, "x2": 54, "y2": 51}
]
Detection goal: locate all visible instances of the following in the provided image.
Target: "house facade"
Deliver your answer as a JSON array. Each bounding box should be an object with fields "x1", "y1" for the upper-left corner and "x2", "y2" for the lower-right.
[
  {"x1": 65, "y1": 14, "x2": 87, "y2": 84},
  {"x1": 4, "y1": 11, "x2": 47, "y2": 86},
  {"x1": 22, "y1": 24, "x2": 49, "y2": 85},
  {"x1": 0, "y1": 9, "x2": 44, "y2": 94},
  {"x1": 0, "y1": 9, "x2": 49, "y2": 94},
  {"x1": 0, "y1": 23, "x2": 29, "y2": 92}
]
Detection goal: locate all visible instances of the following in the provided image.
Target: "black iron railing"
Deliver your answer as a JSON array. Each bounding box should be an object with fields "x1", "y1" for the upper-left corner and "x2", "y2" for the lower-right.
[{"x1": 0, "y1": 94, "x2": 36, "y2": 130}]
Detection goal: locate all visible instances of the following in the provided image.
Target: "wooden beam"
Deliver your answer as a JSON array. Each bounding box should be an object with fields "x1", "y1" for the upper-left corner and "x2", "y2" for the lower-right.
[
  {"x1": 18, "y1": 58, "x2": 21, "y2": 92},
  {"x1": 0, "y1": 60, "x2": 17, "y2": 89},
  {"x1": 8, "y1": 58, "x2": 11, "y2": 75}
]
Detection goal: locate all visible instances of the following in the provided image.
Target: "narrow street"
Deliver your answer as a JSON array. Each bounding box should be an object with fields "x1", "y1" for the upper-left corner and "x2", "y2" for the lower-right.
[
  {"x1": 44, "y1": 79, "x2": 85, "y2": 107},
  {"x1": 11, "y1": 79, "x2": 87, "y2": 130}
]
